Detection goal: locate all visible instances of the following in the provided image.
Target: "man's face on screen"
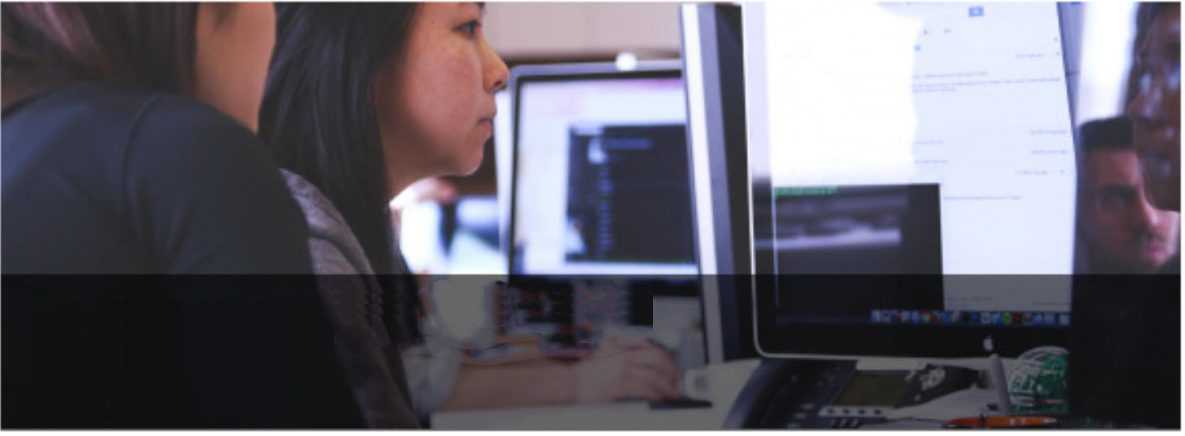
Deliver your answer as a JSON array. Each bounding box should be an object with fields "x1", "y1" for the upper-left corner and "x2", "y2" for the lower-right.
[{"x1": 1084, "y1": 149, "x2": 1180, "y2": 273}]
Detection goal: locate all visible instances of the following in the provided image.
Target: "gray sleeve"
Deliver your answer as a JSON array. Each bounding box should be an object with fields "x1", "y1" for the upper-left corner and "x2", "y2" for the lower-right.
[{"x1": 308, "y1": 238, "x2": 422, "y2": 428}]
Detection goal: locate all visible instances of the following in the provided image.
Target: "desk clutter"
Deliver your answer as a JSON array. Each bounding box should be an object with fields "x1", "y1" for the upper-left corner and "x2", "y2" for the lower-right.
[{"x1": 484, "y1": 279, "x2": 703, "y2": 359}]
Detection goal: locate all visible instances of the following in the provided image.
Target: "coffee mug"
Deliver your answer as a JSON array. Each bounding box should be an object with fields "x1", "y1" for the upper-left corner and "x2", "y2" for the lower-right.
[{"x1": 682, "y1": 368, "x2": 713, "y2": 401}]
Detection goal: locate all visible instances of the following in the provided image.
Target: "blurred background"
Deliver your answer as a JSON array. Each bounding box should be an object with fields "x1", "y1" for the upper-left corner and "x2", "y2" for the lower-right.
[{"x1": 395, "y1": 2, "x2": 1155, "y2": 277}]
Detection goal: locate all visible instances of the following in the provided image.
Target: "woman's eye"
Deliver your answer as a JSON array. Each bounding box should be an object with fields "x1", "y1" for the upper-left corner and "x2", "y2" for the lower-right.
[{"x1": 458, "y1": 20, "x2": 480, "y2": 37}]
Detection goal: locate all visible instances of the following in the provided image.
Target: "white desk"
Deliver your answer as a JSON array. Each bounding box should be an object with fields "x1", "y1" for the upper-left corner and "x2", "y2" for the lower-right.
[{"x1": 431, "y1": 359, "x2": 761, "y2": 430}]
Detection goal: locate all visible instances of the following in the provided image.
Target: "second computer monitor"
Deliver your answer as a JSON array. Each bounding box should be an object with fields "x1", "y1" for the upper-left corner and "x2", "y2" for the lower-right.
[{"x1": 509, "y1": 62, "x2": 697, "y2": 275}]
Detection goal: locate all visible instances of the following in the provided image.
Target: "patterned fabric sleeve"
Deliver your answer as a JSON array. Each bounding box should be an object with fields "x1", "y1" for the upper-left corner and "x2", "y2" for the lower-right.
[{"x1": 281, "y1": 170, "x2": 421, "y2": 428}]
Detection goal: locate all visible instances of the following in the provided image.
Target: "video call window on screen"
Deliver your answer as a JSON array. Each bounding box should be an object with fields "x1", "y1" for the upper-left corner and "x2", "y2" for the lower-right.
[{"x1": 763, "y1": 185, "x2": 942, "y2": 276}]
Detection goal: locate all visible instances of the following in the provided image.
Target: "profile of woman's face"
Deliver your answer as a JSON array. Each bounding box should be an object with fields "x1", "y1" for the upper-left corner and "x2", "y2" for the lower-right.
[{"x1": 376, "y1": 3, "x2": 509, "y2": 193}]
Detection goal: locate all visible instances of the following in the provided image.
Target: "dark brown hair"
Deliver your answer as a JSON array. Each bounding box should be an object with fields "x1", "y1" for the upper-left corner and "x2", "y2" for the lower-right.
[
  {"x1": 1, "y1": 3, "x2": 208, "y2": 94},
  {"x1": 1079, "y1": 116, "x2": 1134, "y2": 153},
  {"x1": 259, "y1": 3, "x2": 422, "y2": 343},
  {"x1": 260, "y1": 4, "x2": 419, "y2": 279}
]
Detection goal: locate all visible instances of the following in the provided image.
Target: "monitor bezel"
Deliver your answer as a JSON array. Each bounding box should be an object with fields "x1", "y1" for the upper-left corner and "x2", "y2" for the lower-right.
[{"x1": 681, "y1": 3, "x2": 759, "y2": 362}]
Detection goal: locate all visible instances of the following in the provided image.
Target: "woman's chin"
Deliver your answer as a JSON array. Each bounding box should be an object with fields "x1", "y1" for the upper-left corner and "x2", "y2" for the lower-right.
[{"x1": 451, "y1": 148, "x2": 485, "y2": 177}]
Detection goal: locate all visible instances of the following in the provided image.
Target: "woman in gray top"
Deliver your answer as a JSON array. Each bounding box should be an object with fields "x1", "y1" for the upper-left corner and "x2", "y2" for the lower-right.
[
  {"x1": 259, "y1": 3, "x2": 506, "y2": 427},
  {"x1": 259, "y1": 3, "x2": 679, "y2": 428}
]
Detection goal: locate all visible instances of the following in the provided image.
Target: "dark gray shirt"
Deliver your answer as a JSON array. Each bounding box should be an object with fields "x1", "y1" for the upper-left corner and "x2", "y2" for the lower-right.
[
  {"x1": 281, "y1": 170, "x2": 422, "y2": 428},
  {"x1": 2, "y1": 82, "x2": 362, "y2": 427}
]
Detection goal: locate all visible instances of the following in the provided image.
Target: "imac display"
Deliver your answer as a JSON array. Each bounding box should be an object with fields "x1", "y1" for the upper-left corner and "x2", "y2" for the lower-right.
[{"x1": 742, "y1": 3, "x2": 1079, "y2": 357}]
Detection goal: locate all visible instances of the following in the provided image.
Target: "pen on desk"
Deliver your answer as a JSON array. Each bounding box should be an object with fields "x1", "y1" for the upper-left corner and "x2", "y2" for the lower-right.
[{"x1": 943, "y1": 415, "x2": 1058, "y2": 428}]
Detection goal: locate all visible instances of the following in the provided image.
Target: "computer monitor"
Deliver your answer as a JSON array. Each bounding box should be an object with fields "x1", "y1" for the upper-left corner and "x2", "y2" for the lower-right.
[
  {"x1": 508, "y1": 61, "x2": 698, "y2": 276},
  {"x1": 506, "y1": 62, "x2": 706, "y2": 362},
  {"x1": 686, "y1": 2, "x2": 1084, "y2": 359}
]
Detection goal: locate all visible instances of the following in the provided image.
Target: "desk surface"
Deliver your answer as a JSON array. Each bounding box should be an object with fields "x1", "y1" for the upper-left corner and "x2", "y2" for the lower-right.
[
  {"x1": 432, "y1": 359, "x2": 761, "y2": 430},
  {"x1": 430, "y1": 357, "x2": 1028, "y2": 430},
  {"x1": 433, "y1": 402, "x2": 726, "y2": 430}
]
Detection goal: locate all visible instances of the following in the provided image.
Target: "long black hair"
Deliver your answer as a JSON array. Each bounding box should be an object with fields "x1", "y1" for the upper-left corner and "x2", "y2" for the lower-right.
[{"x1": 258, "y1": 3, "x2": 422, "y2": 343}]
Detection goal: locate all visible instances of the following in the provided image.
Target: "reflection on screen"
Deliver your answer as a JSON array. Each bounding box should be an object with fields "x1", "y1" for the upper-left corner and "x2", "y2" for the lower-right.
[
  {"x1": 513, "y1": 77, "x2": 697, "y2": 275},
  {"x1": 751, "y1": 3, "x2": 1076, "y2": 313}
]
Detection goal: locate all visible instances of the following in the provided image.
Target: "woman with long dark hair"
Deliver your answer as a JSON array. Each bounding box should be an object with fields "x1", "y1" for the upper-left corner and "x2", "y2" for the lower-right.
[
  {"x1": 260, "y1": 3, "x2": 680, "y2": 424},
  {"x1": 2, "y1": 3, "x2": 360, "y2": 427},
  {"x1": 260, "y1": 3, "x2": 490, "y2": 426}
]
